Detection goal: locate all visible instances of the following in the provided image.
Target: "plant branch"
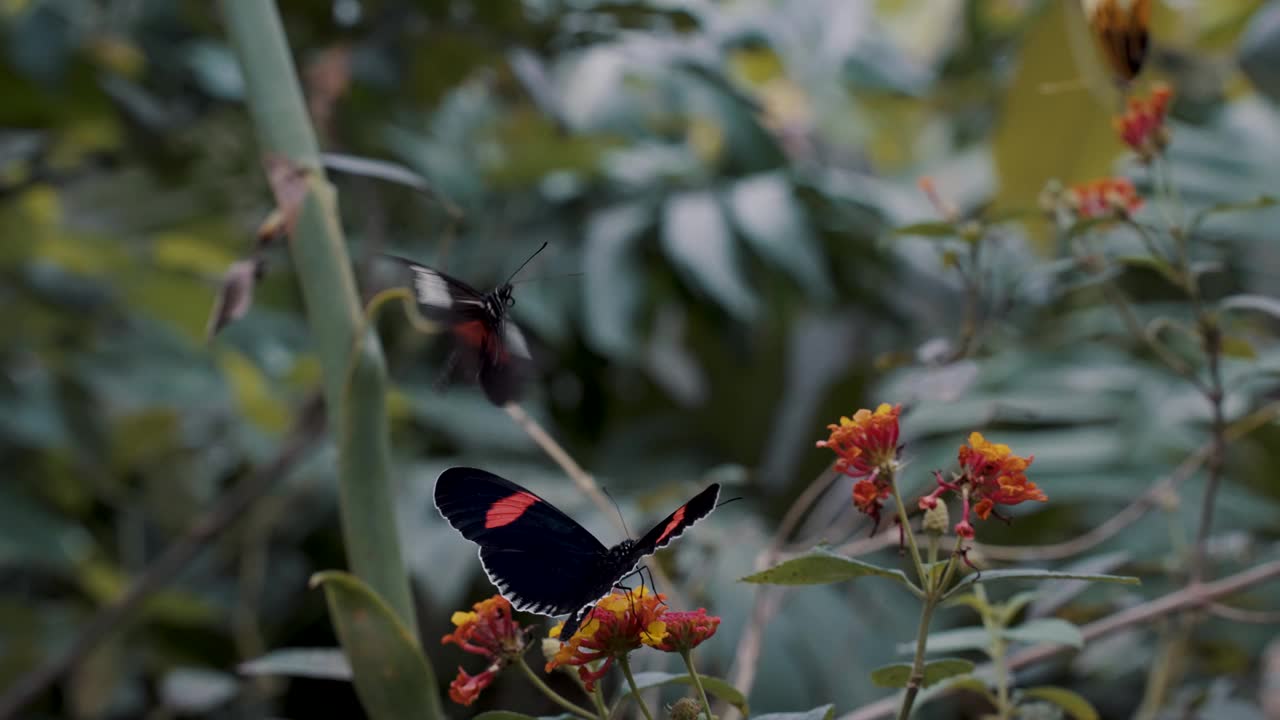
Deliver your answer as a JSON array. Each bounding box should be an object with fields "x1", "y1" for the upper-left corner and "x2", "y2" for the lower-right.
[
  {"x1": 839, "y1": 558, "x2": 1280, "y2": 720},
  {"x1": 1189, "y1": 315, "x2": 1226, "y2": 585},
  {"x1": 0, "y1": 395, "x2": 325, "y2": 720},
  {"x1": 618, "y1": 655, "x2": 656, "y2": 720}
]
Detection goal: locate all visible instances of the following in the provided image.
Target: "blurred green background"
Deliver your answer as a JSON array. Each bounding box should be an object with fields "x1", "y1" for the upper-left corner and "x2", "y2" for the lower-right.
[{"x1": 4, "y1": 0, "x2": 1280, "y2": 718}]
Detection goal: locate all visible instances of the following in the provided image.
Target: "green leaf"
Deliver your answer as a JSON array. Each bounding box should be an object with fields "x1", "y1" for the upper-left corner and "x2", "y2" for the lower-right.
[
  {"x1": 727, "y1": 172, "x2": 833, "y2": 300},
  {"x1": 869, "y1": 659, "x2": 975, "y2": 688},
  {"x1": 238, "y1": 648, "x2": 352, "y2": 680},
  {"x1": 751, "y1": 705, "x2": 835, "y2": 720},
  {"x1": 1003, "y1": 618, "x2": 1083, "y2": 649},
  {"x1": 1021, "y1": 686, "x2": 1100, "y2": 720},
  {"x1": 475, "y1": 713, "x2": 577, "y2": 720},
  {"x1": 582, "y1": 202, "x2": 651, "y2": 357},
  {"x1": 944, "y1": 569, "x2": 1139, "y2": 598},
  {"x1": 1190, "y1": 195, "x2": 1278, "y2": 231},
  {"x1": 894, "y1": 221, "x2": 957, "y2": 238},
  {"x1": 619, "y1": 671, "x2": 749, "y2": 714},
  {"x1": 661, "y1": 190, "x2": 758, "y2": 320},
  {"x1": 1219, "y1": 294, "x2": 1280, "y2": 322},
  {"x1": 899, "y1": 627, "x2": 991, "y2": 655},
  {"x1": 738, "y1": 547, "x2": 915, "y2": 589},
  {"x1": 310, "y1": 572, "x2": 443, "y2": 720}
]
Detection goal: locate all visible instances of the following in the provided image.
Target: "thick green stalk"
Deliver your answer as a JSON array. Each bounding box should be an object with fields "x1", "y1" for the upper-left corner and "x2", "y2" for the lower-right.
[{"x1": 221, "y1": 0, "x2": 417, "y2": 631}]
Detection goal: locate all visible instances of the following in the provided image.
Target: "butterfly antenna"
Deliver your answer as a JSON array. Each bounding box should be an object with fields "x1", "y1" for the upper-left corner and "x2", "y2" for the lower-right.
[
  {"x1": 715, "y1": 496, "x2": 744, "y2": 509},
  {"x1": 510, "y1": 271, "x2": 584, "y2": 286},
  {"x1": 602, "y1": 487, "x2": 632, "y2": 539},
  {"x1": 504, "y1": 241, "x2": 549, "y2": 285}
]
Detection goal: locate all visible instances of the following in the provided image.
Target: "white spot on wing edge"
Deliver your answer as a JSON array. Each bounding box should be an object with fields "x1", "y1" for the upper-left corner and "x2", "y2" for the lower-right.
[{"x1": 410, "y1": 267, "x2": 452, "y2": 308}]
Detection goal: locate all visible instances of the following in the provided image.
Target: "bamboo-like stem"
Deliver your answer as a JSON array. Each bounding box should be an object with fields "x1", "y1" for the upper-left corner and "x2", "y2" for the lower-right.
[
  {"x1": 221, "y1": 1, "x2": 418, "y2": 634},
  {"x1": 514, "y1": 657, "x2": 596, "y2": 720}
]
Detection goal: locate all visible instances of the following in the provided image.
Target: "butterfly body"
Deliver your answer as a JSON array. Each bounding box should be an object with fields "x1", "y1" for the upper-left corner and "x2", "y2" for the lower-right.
[
  {"x1": 390, "y1": 257, "x2": 532, "y2": 406},
  {"x1": 435, "y1": 467, "x2": 720, "y2": 638}
]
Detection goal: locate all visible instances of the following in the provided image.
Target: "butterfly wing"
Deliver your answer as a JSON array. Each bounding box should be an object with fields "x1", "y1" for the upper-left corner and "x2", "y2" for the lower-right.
[
  {"x1": 388, "y1": 256, "x2": 534, "y2": 405},
  {"x1": 435, "y1": 467, "x2": 609, "y2": 616},
  {"x1": 634, "y1": 484, "x2": 721, "y2": 556},
  {"x1": 479, "y1": 319, "x2": 533, "y2": 406}
]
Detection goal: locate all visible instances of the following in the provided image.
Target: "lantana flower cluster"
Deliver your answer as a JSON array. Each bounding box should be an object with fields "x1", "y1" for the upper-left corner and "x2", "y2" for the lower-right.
[
  {"x1": 440, "y1": 588, "x2": 721, "y2": 707},
  {"x1": 546, "y1": 587, "x2": 720, "y2": 690},
  {"x1": 816, "y1": 403, "x2": 902, "y2": 526},
  {"x1": 440, "y1": 595, "x2": 528, "y2": 705},
  {"x1": 818, "y1": 405, "x2": 1047, "y2": 542}
]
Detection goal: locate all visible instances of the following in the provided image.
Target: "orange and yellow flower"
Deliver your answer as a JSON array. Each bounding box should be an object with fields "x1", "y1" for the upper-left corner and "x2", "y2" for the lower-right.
[
  {"x1": 1066, "y1": 177, "x2": 1143, "y2": 220},
  {"x1": 546, "y1": 587, "x2": 668, "y2": 690},
  {"x1": 920, "y1": 433, "x2": 1046, "y2": 540},
  {"x1": 449, "y1": 665, "x2": 498, "y2": 706},
  {"x1": 441, "y1": 595, "x2": 528, "y2": 706},
  {"x1": 817, "y1": 404, "x2": 902, "y2": 525},
  {"x1": 1114, "y1": 83, "x2": 1172, "y2": 161},
  {"x1": 649, "y1": 608, "x2": 721, "y2": 654}
]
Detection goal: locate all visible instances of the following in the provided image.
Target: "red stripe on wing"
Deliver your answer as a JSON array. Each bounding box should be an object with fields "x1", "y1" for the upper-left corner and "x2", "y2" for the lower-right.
[
  {"x1": 485, "y1": 491, "x2": 540, "y2": 529},
  {"x1": 455, "y1": 320, "x2": 490, "y2": 348},
  {"x1": 654, "y1": 505, "x2": 687, "y2": 545}
]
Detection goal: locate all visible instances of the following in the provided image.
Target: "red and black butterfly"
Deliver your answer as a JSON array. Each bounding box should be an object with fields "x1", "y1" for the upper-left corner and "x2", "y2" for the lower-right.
[
  {"x1": 386, "y1": 243, "x2": 546, "y2": 406},
  {"x1": 435, "y1": 467, "x2": 720, "y2": 638}
]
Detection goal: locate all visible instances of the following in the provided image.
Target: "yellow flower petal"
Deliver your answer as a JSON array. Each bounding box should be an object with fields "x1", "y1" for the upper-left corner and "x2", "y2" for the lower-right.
[{"x1": 451, "y1": 611, "x2": 478, "y2": 627}]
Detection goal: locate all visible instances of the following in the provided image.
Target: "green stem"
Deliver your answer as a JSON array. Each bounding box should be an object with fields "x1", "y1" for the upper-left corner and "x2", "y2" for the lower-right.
[
  {"x1": 618, "y1": 655, "x2": 656, "y2": 720},
  {"x1": 679, "y1": 649, "x2": 714, "y2": 720},
  {"x1": 221, "y1": 0, "x2": 417, "y2": 632},
  {"x1": 974, "y1": 586, "x2": 1011, "y2": 718},
  {"x1": 514, "y1": 657, "x2": 596, "y2": 720},
  {"x1": 896, "y1": 598, "x2": 938, "y2": 720},
  {"x1": 889, "y1": 475, "x2": 927, "y2": 590},
  {"x1": 592, "y1": 682, "x2": 610, "y2": 720}
]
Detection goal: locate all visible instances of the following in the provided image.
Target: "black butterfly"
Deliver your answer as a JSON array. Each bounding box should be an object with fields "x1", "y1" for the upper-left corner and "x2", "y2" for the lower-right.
[
  {"x1": 387, "y1": 243, "x2": 546, "y2": 406},
  {"x1": 435, "y1": 467, "x2": 720, "y2": 639}
]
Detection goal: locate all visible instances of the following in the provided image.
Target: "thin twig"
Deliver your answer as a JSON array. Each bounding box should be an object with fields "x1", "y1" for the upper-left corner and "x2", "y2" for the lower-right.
[
  {"x1": 722, "y1": 466, "x2": 839, "y2": 720},
  {"x1": 976, "y1": 398, "x2": 1280, "y2": 562},
  {"x1": 0, "y1": 395, "x2": 326, "y2": 720},
  {"x1": 1207, "y1": 603, "x2": 1280, "y2": 624},
  {"x1": 1189, "y1": 316, "x2": 1226, "y2": 585},
  {"x1": 839, "y1": 558, "x2": 1280, "y2": 720}
]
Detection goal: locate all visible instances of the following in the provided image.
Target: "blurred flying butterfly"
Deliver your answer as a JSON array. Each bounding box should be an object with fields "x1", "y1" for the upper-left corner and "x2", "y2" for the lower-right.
[
  {"x1": 1083, "y1": 0, "x2": 1150, "y2": 85},
  {"x1": 435, "y1": 467, "x2": 721, "y2": 639},
  {"x1": 386, "y1": 243, "x2": 546, "y2": 406}
]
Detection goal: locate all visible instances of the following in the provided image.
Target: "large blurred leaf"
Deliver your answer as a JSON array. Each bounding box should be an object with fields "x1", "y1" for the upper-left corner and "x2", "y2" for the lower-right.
[
  {"x1": 583, "y1": 202, "x2": 652, "y2": 357},
  {"x1": 661, "y1": 190, "x2": 758, "y2": 320},
  {"x1": 727, "y1": 172, "x2": 833, "y2": 300},
  {"x1": 239, "y1": 648, "x2": 352, "y2": 681},
  {"x1": 311, "y1": 571, "x2": 442, "y2": 720},
  {"x1": 0, "y1": 486, "x2": 92, "y2": 571}
]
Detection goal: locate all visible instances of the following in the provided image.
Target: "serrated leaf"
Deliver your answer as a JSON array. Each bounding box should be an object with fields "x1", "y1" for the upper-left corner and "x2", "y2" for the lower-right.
[
  {"x1": 238, "y1": 648, "x2": 352, "y2": 681},
  {"x1": 1219, "y1": 294, "x2": 1280, "y2": 322},
  {"x1": 661, "y1": 190, "x2": 758, "y2": 320},
  {"x1": 618, "y1": 671, "x2": 748, "y2": 714},
  {"x1": 870, "y1": 658, "x2": 974, "y2": 688},
  {"x1": 1021, "y1": 686, "x2": 1100, "y2": 720},
  {"x1": 894, "y1": 221, "x2": 957, "y2": 238},
  {"x1": 1003, "y1": 618, "x2": 1083, "y2": 649},
  {"x1": 739, "y1": 547, "x2": 914, "y2": 589},
  {"x1": 751, "y1": 705, "x2": 835, "y2": 720},
  {"x1": 311, "y1": 572, "x2": 442, "y2": 720},
  {"x1": 944, "y1": 569, "x2": 1139, "y2": 598}
]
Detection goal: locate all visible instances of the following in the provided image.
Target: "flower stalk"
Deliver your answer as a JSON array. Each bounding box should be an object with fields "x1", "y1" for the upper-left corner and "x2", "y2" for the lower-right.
[
  {"x1": 513, "y1": 656, "x2": 596, "y2": 720},
  {"x1": 618, "y1": 655, "x2": 656, "y2": 720},
  {"x1": 679, "y1": 649, "x2": 715, "y2": 720}
]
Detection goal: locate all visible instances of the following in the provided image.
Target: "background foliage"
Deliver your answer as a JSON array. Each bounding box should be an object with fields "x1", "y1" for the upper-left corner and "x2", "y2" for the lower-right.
[{"x1": 3, "y1": 0, "x2": 1280, "y2": 718}]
